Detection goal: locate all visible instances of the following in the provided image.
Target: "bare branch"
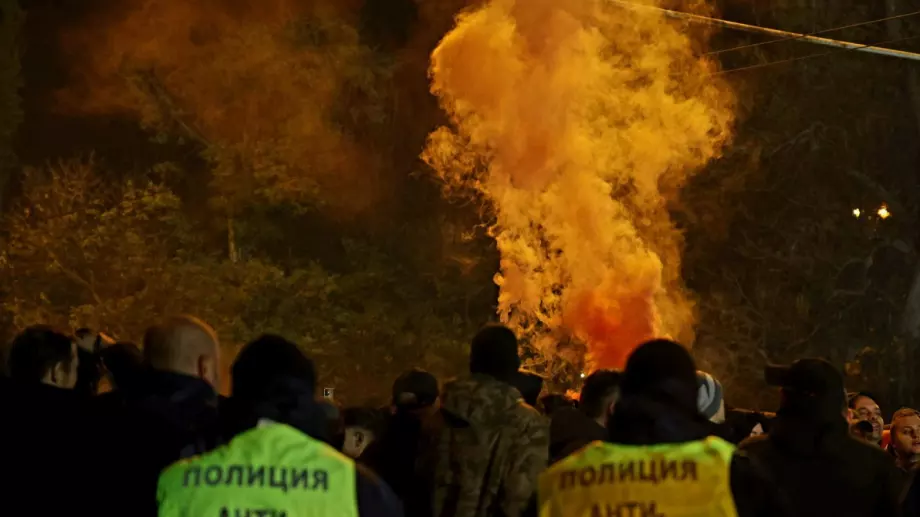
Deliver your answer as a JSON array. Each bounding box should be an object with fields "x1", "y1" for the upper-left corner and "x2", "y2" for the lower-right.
[
  {"x1": 129, "y1": 69, "x2": 212, "y2": 148},
  {"x1": 46, "y1": 249, "x2": 102, "y2": 306}
]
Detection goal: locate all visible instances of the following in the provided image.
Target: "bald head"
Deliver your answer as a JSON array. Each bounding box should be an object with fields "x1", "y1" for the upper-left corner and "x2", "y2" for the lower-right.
[{"x1": 144, "y1": 316, "x2": 220, "y2": 387}]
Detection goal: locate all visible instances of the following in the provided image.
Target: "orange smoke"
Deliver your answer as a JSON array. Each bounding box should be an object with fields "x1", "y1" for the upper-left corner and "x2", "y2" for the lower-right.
[
  {"x1": 58, "y1": 0, "x2": 381, "y2": 214},
  {"x1": 423, "y1": 0, "x2": 734, "y2": 371}
]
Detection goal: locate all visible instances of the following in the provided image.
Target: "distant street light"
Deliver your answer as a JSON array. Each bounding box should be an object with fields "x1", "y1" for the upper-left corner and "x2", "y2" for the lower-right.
[
  {"x1": 878, "y1": 205, "x2": 891, "y2": 220},
  {"x1": 853, "y1": 208, "x2": 861, "y2": 218}
]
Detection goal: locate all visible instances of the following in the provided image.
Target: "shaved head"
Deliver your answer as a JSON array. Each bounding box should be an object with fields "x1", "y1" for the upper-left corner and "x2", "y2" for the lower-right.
[{"x1": 144, "y1": 316, "x2": 220, "y2": 387}]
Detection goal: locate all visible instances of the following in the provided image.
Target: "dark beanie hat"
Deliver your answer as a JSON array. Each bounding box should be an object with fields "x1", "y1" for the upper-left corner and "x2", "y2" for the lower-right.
[
  {"x1": 232, "y1": 334, "x2": 316, "y2": 400},
  {"x1": 510, "y1": 370, "x2": 544, "y2": 406},
  {"x1": 620, "y1": 339, "x2": 698, "y2": 410},
  {"x1": 392, "y1": 368, "x2": 440, "y2": 410},
  {"x1": 470, "y1": 324, "x2": 521, "y2": 381}
]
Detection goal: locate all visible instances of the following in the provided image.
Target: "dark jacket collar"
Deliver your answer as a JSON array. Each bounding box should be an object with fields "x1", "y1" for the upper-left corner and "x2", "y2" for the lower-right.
[
  {"x1": 222, "y1": 377, "x2": 327, "y2": 442},
  {"x1": 768, "y1": 406, "x2": 850, "y2": 456},
  {"x1": 129, "y1": 369, "x2": 218, "y2": 406},
  {"x1": 608, "y1": 394, "x2": 715, "y2": 445},
  {"x1": 551, "y1": 407, "x2": 606, "y2": 446}
]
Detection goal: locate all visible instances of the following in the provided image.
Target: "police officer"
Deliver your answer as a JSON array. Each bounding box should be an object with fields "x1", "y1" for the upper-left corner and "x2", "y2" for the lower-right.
[
  {"x1": 157, "y1": 334, "x2": 404, "y2": 517},
  {"x1": 539, "y1": 339, "x2": 785, "y2": 517}
]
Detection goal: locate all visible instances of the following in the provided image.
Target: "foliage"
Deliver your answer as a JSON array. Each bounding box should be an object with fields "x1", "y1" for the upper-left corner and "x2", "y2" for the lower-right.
[
  {"x1": 15, "y1": 0, "x2": 920, "y2": 411},
  {"x1": 0, "y1": 0, "x2": 23, "y2": 212},
  {"x1": 61, "y1": 0, "x2": 396, "y2": 216},
  {"x1": 682, "y1": 0, "x2": 920, "y2": 410},
  {"x1": 0, "y1": 159, "x2": 475, "y2": 400}
]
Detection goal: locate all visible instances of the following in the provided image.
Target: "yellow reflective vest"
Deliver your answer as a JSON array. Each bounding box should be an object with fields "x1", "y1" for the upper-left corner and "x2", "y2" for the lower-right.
[
  {"x1": 539, "y1": 437, "x2": 738, "y2": 517},
  {"x1": 157, "y1": 421, "x2": 359, "y2": 517}
]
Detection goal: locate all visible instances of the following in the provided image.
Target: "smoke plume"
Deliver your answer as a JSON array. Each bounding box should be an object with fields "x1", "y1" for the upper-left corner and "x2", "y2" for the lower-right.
[
  {"x1": 58, "y1": 0, "x2": 384, "y2": 214},
  {"x1": 423, "y1": 0, "x2": 734, "y2": 370}
]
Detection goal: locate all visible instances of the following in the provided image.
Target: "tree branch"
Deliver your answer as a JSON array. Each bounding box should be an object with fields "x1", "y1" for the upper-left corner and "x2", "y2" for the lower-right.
[
  {"x1": 46, "y1": 249, "x2": 102, "y2": 305},
  {"x1": 129, "y1": 69, "x2": 212, "y2": 148}
]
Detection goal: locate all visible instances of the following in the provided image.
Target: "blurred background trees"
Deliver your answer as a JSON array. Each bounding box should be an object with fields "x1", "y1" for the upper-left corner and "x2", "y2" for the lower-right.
[
  {"x1": 2, "y1": 0, "x2": 920, "y2": 409},
  {"x1": 0, "y1": 0, "x2": 23, "y2": 213},
  {"x1": 685, "y1": 0, "x2": 920, "y2": 410}
]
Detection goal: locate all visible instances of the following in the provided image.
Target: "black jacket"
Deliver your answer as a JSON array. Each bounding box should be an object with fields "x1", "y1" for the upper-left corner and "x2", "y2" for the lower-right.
[
  {"x1": 903, "y1": 469, "x2": 920, "y2": 517},
  {"x1": 740, "y1": 406, "x2": 902, "y2": 517},
  {"x1": 609, "y1": 394, "x2": 788, "y2": 517},
  {"x1": 93, "y1": 369, "x2": 222, "y2": 517},
  {"x1": 0, "y1": 377, "x2": 95, "y2": 515},
  {"x1": 549, "y1": 406, "x2": 607, "y2": 464},
  {"x1": 362, "y1": 409, "x2": 440, "y2": 517}
]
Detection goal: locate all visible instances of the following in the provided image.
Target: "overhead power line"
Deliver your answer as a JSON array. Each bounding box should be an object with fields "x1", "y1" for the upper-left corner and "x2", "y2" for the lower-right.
[
  {"x1": 608, "y1": 0, "x2": 920, "y2": 62},
  {"x1": 707, "y1": 9, "x2": 920, "y2": 56},
  {"x1": 716, "y1": 34, "x2": 920, "y2": 75}
]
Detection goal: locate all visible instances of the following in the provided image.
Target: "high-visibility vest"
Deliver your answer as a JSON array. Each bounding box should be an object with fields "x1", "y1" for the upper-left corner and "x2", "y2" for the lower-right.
[
  {"x1": 539, "y1": 437, "x2": 738, "y2": 517},
  {"x1": 158, "y1": 422, "x2": 359, "y2": 517}
]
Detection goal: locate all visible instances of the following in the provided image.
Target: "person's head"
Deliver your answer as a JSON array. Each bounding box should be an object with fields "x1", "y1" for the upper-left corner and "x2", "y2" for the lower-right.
[
  {"x1": 8, "y1": 326, "x2": 79, "y2": 389},
  {"x1": 724, "y1": 409, "x2": 773, "y2": 443},
  {"x1": 74, "y1": 328, "x2": 114, "y2": 354},
  {"x1": 342, "y1": 407, "x2": 385, "y2": 459},
  {"x1": 71, "y1": 328, "x2": 115, "y2": 396},
  {"x1": 100, "y1": 342, "x2": 145, "y2": 391},
  {"x1": 618, "y1": 339, "x2": 698, "y2": 414},
  {"x1": 697, "y1": 371, "x2": 726, "y2": 424},
  {"x1": 144, "y1": 316, "x2": 220, "y2": 388},
  {"x1": 889, "y1": 408, "x2": 920, "y2": 465},
  {"x1": 469, "y1": 324, "x2": 521, "y2": 382},
  {"x1": 850, "y1": 420, "x2": 876, "y2": 444},
  {"x1": 766, "y1": 358, "x2": 846, "y2": 421},
  {"x1": 579, "y1": 369, "x2": 622, "y2": 427},
  {"x1": 392, "y1": 368, "x2": 440, "y2": 414},
  {"x1": 510, "y1": 370, "x2": 543, "y2": 407},
  {"x1": 540, "y1": 394, "x2": 577, "y2": 415},
  {"x1": 73, "y1": 348, "x2": 102, "y2": 397},
  {"x1": 74, "y1": 328, "x2": 94, "y2": 351},
  {"x1": 229, "y1": 335, "x2": 323, "y2": 439},
  {"x1": 231, "y1": 334, "x2": 316, "y2": 401},
  {"x1": 848, "y1": 391, "x2": 884, "y2": 444}
]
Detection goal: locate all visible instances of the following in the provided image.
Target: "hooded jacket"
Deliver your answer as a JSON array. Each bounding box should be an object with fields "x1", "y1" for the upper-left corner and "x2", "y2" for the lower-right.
[
  {"x1": 609, "y1": 392, "x2": 788, "y2": 517},
  {"x1": 92, "y1": 369, "x2": 222, "y2": 517},
  {"x1": 434, "y1": 374, "x2": 549, "y2": 517},
  {"x1": 362, "y1": 409, "x2": 442, "y2": 517},
  {"x1": 740, "y1": 397, "x2": 903, "y2": 517},
  {"x1": 0, "y1": 377, "x2": 96, "y2": 515},
  {"x1": 548, "y1": 406, "x2": 607, "y2": 464}
]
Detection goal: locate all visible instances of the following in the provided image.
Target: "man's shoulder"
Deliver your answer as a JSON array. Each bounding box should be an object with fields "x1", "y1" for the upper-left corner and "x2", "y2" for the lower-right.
[
  {"x1": 355, "y1": 464, "x2": 405, "y2": 517},
  {"x1": 737, "y1": 433, "x2": 771, "y2": 452},
  {"x1": 509, "y1": 401, "x2": 549, "y2": 438},
  {"x1": 741, "y1": 431, "x2": 896, "y2": 468},
  {"x1": 510, "y1": 399, "x2": 546, "y2": 423},
  {"x1": 841, "y1": 435, "x2": 900, "y2": 467}
]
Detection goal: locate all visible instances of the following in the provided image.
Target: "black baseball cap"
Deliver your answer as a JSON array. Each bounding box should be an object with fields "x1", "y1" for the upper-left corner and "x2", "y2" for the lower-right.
[
  {"x1": 765, "y1": 358, "x2": 844, "y2": 397},
  {"x1": 392, "y1": 369, "x2": 439, "y2": 410}
]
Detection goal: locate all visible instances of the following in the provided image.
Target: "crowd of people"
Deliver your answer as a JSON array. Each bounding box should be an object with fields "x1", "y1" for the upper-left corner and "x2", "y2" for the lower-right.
[{"x1": 2, "y1": 316, "x2": 920, "y2": 516}]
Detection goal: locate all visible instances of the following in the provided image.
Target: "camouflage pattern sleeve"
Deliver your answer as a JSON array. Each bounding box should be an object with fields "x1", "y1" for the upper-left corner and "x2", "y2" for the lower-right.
[
  {"x1": 500, "y1": 410, "x2": 550, "y2": 517},
  {"x1": 431, "y1": 427, "x2": 451, "y2": 517}
]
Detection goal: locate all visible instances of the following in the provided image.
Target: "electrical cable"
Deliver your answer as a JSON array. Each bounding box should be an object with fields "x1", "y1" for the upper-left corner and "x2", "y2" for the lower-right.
[
  {"x1": 608, "y1": 0, "x2": 920, "y2": 62},
  {"x1": 707, "y1": 9, "x2": 920, "y2": 56},
  {"x1": 715, "y1": 34, "x2": 920, "y2": 75}
]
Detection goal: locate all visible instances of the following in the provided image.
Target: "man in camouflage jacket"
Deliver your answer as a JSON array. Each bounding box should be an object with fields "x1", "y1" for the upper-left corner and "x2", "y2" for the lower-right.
[{"x1": 434, "y1": 325, "x2": 549, "y2": 517}]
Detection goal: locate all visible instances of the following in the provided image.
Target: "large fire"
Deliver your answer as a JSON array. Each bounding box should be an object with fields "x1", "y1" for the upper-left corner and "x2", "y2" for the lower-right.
[{"x1": 423, "y1": 0, "x2": 735, "y2": 371}]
